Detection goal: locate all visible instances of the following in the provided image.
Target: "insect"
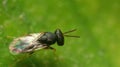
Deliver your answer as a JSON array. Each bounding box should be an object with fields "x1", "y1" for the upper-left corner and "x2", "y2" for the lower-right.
[{"x1": 9, "y1": 29, "x2": 80, "y2": 55}]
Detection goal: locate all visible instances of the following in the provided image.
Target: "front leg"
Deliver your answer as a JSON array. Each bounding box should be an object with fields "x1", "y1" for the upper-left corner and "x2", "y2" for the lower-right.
[
  {"x1": 44, "y1": 46, "x2": 56, "y2": 52},
  {"x1": 49, "y1": 47, "x2": 56, "y2": 52}
]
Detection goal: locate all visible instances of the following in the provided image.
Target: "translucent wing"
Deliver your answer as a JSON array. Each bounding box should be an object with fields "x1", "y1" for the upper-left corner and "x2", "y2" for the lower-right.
[{"x1": 9, "y1": 33, "x2": 46, "y2": 55}]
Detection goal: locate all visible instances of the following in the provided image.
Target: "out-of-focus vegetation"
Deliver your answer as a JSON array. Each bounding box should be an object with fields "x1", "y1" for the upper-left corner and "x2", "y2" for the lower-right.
[{"x1": 0, "y1": 0, "x2": 120, "y2": 67}]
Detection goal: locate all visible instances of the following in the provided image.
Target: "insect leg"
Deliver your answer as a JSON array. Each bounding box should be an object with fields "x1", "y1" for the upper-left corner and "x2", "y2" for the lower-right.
[
  {"x1": 49, "y1": 47, "x2": 56, "y2": 52},
  {"x1": 29, "y1": 51, "x2": 34, "y2": 55},
  {"x1": 44, "y1": 46, "x2": 56, "y2": 51}
]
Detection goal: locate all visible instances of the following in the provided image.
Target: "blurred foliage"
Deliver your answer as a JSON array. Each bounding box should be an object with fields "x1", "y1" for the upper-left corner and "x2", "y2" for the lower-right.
[{"x1": 0, "y1": 0, "x2": 120, "y2": 67}]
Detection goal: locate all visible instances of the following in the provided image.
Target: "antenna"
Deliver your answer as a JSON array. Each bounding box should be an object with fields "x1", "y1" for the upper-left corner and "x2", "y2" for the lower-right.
[
  {"x1": 64, "y1": 35, "x2": 80, "y2": 38},
  {"x1": 63, "y1": 29, "x2": 80, "y2": 38},
  {"x1": 63, "y1": 29, "x2": 77, "y2": 34}
]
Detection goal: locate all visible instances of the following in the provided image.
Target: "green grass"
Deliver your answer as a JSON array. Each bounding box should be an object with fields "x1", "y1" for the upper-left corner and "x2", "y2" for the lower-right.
[{"x1": 0, "y1": 0, "x2": 120, "y2": 67}]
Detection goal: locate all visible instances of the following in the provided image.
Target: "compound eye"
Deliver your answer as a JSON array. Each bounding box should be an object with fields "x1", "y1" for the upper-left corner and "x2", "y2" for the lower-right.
[{"x1": 55, "y1": 29, "x2": 64, "y2": 46}]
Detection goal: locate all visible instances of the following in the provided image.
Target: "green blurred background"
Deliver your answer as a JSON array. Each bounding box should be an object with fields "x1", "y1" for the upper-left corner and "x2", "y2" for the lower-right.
[{"x1": 0, "y1": 0, "x2": 120, "y2": 67}]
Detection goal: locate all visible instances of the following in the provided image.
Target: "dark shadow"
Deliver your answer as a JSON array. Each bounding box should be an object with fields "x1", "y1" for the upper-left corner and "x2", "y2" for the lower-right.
[{"x1": 12, "y1": 53, "x2": 60, "y2": 67}]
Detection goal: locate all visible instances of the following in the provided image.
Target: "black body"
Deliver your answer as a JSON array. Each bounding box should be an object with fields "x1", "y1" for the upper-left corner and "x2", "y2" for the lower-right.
[
  {"x1": 38, "y1": 29, "x2": 80, "y2": 47},
  {"x1": 38, "y1": 29, "x2": 64, "y2": 46}
]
